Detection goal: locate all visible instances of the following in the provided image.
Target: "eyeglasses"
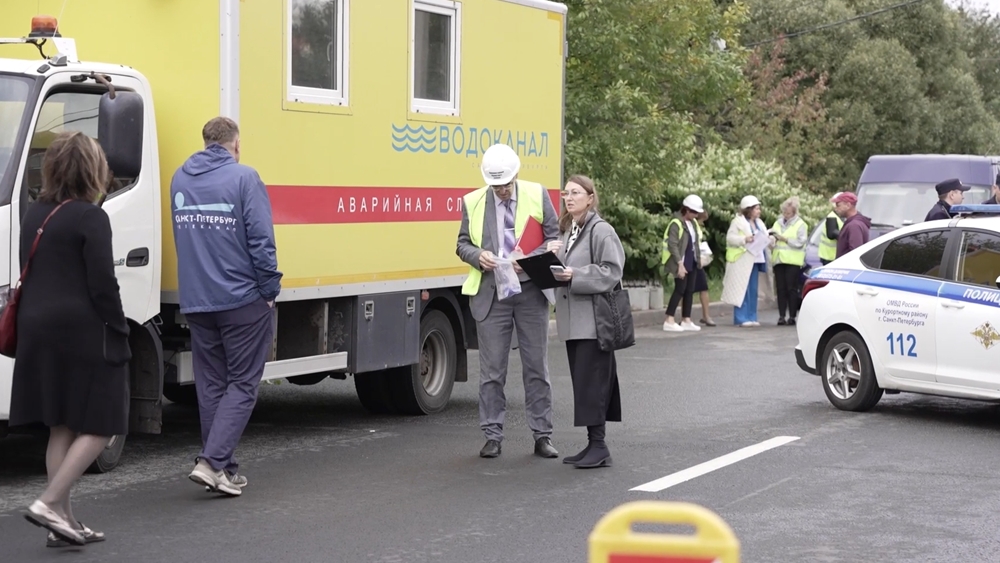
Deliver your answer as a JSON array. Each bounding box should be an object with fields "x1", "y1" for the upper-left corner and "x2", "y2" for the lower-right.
[
  {"x1": 561, "y1": 190, "x2": 588, "y2": 198},
  {"x1": 492, "y1": 181, "x2": 514, "y2": 192}
]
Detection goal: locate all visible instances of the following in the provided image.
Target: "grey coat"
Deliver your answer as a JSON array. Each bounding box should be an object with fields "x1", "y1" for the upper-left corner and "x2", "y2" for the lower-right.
[
  {"x1": 554, "y1": 211, "x2": 626, "y2": 341},
  {"x1": 455, "y1": 181, "x2": 560, "y2": 322},
  {"x1": 663, "y1": 212, "x2": 702, "y2": 277}
]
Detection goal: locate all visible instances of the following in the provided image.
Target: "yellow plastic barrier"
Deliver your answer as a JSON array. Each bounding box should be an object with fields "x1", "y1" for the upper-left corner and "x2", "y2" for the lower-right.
[{"x1": 588, "y1": 501, "x2": 740, "y2": 563}]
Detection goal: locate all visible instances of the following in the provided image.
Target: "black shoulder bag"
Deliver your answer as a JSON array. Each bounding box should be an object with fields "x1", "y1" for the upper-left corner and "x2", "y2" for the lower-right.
[{"x1": 587, "y1": 219, "x2": 635, "y2": 352}]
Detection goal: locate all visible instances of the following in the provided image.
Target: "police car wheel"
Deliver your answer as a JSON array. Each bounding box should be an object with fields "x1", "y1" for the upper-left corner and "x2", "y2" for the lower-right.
[{"x1": 820, "y1": 331, "x2": 883, "y2": 412}]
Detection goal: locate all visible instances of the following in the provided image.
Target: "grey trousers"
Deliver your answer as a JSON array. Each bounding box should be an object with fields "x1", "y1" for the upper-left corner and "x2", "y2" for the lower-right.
[
  {"x1": 476, "y1": 282, "x2": 554, "y2": 442},
  {"x1": 187, "y1": 298, "x2": 275, "y2": 473}
]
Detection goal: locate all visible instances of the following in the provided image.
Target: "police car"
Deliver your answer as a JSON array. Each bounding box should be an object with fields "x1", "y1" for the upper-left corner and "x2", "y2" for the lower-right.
[{"x1": 795, "y1": 205, "x2": 1000, "y2": 411}]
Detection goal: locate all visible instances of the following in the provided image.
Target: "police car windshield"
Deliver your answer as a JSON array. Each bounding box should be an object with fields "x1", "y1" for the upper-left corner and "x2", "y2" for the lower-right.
[
  {"x1": 856, "y1": 182, "x2": 992, "y2": 228},
  {"x1": 0, "y1": 74, "x2": 33, "y2": 195}
]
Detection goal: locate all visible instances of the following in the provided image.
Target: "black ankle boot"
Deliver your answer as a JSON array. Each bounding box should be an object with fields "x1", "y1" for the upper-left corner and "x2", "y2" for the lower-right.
[
  {"x1": 562, "y1": 443, "x2": 591, "y2": 464},
  {"x1": 574, "y1": 441, "x2": 612, "y2": 468}
]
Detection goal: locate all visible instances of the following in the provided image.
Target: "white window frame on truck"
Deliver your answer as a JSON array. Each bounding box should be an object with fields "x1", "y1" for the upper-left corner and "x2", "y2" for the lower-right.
[
  {"x1": 410, "y1": 0, "x2": 461, "y2": 116},
  {"x1": 286, "y1": 0, "x2": 350, "y2": 106}
]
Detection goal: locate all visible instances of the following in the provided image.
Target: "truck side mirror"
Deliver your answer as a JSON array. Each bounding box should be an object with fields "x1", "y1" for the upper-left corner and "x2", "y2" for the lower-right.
[{"x1": 97, "y1": 92, "x2": 143, "y2": 178}]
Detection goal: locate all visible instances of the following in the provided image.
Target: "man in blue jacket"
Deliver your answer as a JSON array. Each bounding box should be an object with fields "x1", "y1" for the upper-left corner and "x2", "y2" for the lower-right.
[{"x1": 170, "y1": 117, "x2": 282, "y2": 497}]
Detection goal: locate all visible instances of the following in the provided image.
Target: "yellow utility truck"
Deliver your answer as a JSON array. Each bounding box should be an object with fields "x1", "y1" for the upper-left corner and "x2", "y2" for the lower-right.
[{"x1": 0, "y1": 0, "x2": 566, "y2": 471}]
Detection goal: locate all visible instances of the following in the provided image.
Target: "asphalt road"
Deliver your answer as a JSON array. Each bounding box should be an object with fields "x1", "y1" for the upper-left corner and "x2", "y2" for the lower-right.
[{"x1": 3, "y1": 311, "x2": 1000, "y2": 562}]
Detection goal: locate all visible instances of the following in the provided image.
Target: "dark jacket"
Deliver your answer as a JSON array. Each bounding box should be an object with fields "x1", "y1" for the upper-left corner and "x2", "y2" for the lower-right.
[
  {"x1": 924, "y1": 200, "x2": 951, "y2": 222},
  {"x1": 836, "y1": 212, "x2": 872, "y2": 258},
  {"x1": 170, "y1": 144, "x2": 282, "y2": 314},
  {"x1": 663, "y1": 213, "x2": 701, "y2": 277}
]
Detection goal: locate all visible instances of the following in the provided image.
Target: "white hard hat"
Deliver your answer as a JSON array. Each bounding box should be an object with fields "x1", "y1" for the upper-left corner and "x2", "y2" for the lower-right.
[
  {"x1": 480, "y1": 144, "x2": 521, "y2": 186},
  {"x1": 739, "y1": 195, "x2": 761, "y2": 210},
  {"x1": 682, "y1": 194, "x2": 704, "y2": 213}
]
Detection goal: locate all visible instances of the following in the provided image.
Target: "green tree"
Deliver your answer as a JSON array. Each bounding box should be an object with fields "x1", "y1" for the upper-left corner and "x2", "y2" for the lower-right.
[{"x1": 561, "y1": 0, "x2": 750, "y2": 280}]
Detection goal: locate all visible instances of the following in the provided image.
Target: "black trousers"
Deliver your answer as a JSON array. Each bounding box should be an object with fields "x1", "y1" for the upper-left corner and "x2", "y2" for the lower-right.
[
  {"x1": 774, "y1": 264, "x2": 801, "y2": 320},
  {"x1": 667, "y1": 270, "x2": 697, "y2": 318}
]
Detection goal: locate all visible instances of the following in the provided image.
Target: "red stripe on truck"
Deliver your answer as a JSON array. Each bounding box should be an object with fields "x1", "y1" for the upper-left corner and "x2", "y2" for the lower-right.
[{"x1": 266, "y1": 185, "x2": 562, "y2": 225}]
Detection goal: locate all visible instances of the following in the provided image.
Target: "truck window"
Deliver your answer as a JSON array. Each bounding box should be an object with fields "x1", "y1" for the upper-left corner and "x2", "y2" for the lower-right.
[
  {"x1": 288, "y1": 0, "x2": 349, "y2": 106},
  {"x1": 0, "y1": 75, "x2": 33, "y2": 204},
  {"x1": 857, "y1": 182, "x2": 992, "y2": 229},
  {"x1": 22, "y1": 90, "x2": 139, "y2": 204},
  {"x1": 412, "y1": 0, "x2": 461, "y2": 116}
]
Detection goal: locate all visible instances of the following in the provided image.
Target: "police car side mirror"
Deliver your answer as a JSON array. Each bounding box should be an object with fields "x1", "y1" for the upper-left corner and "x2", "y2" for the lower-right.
[{"x1": 995, "y1": 275, "x2": 1000, "y2": 290}]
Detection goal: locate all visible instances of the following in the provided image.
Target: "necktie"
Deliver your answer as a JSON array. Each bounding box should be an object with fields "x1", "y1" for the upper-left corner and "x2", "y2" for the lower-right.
[{"x1": 502, "y1": 200, "x2": 516, "y2": 257}]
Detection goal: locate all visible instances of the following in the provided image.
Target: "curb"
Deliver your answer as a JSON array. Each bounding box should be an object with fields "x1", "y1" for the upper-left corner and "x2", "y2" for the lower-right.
[{"x1": 546, "y1": 300, "x2": 777, "y2": 337}]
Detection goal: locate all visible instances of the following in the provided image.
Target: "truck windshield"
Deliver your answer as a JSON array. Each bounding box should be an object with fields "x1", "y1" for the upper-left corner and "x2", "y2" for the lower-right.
[
  {"x1": 856, "y1": 182, "x2": 992, "y2": 228},
  {"x1": 0, "y1": 74, "x2": 34, "y2": 198}
]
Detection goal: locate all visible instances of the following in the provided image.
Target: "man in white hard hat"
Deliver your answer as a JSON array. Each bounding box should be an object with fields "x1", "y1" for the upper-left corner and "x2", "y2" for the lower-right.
[{"x1": 456, "y1": 144, "x2": 561, "y2": 459}]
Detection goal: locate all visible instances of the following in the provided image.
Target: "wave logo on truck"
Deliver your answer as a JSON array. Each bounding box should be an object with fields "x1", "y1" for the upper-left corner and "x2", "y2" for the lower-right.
[
  {"x1": 391, "y1": 124, "x2": 437, "y2": 153},
  {"x1": 391, "y1": 123, "x2": 552, "y2": 160},
  {"x1": 173, "y1": 192, "x2": 238, "y2": 231}
]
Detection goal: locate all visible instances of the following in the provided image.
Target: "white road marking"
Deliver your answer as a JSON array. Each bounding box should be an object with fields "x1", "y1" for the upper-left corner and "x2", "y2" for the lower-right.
[{"x1": 630, "y1": 436, "x2": 800, "y2": 492}]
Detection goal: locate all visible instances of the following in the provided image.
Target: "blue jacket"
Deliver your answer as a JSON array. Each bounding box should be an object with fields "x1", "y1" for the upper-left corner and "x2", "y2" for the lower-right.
[{"x1": 170, "y1": 144, "x2": 282, "y2": 314}]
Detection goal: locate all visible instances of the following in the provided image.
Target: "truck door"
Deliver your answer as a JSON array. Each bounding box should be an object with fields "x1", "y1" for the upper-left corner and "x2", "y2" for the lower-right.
[
  {"x1": 935, "y1": 228, "x2": 1000, "y2": 391},
  {"x1": 12, "y1": 71, "x2": 159, "y2": 323}
]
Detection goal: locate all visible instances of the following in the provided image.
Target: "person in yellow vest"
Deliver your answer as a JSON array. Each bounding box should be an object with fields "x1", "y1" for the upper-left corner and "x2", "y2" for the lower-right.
[
  {"x1": 819, "y1": 193, "x2": 844, "y2": 265},
  {"x1": 456, "y1": 144, "x2": 561, "y2": 460},
  {"x1": 661, "y1": 194, "x2": 704, "y2": 332},
  {"x1": 768, "y1": 196, "x2": 808, "y2": 326},
  {"x1": 720, "y1": 196, "x2": 769, "y2": 327}
]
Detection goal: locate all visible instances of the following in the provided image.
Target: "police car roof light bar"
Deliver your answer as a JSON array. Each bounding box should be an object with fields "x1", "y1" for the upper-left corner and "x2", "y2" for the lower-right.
[{"x1": 948, "y1": 204, "x2": 1000, "y2": 216}]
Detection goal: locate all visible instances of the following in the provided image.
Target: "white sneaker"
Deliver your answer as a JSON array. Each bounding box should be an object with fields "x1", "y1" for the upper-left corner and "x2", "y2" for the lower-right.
[
  {"x1": 189, "y1": 459, "x2": 242, "y2": 497},
  {"x1": 680, "y1": 320, "x2": 701, "y2": 331},
  {"x1": 662, "y1": 321, "x2": 683, "y2": 332},
  {"x1": 740, "y1": 321, "x2": 756, "y2": 327}
]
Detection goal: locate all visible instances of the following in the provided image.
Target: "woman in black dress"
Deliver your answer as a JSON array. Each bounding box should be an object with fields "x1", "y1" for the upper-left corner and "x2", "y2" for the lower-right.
[{"x1": 11, "y1": 131, "x2": 130, "y2": 546}]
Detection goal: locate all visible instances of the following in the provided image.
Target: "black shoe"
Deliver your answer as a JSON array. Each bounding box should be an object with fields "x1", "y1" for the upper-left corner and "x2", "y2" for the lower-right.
[
  {"x1": 479, "y1": 440, "x2": 501, "y2": 458},
  {"x1": 534, "y1": 437, "x2": 558, "y2": 458},
  {"x1": 788, "y1": 318, "x2": 796, "y2": 326},
  {"x1": 574, "y1": 443, "x2": 612, "y2": 468},
  {"x1": 563, "y1": 443, "x2": 591, "y2": 464},
  {"x1": 777, "y1": 317, "x2": 787, "y2": 325}
]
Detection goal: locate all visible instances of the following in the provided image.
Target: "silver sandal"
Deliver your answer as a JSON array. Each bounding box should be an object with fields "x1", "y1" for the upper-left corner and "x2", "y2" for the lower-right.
[
  {"x1": 24, "y1": 500, "x2": 84, "y2": 546},
  {"x1": 46, "y1": 522, "x2": 105, "y2": 547}
]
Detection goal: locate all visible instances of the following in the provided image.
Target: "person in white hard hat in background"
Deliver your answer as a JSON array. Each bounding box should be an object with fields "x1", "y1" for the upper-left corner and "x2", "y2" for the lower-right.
[
  {"x1": 819, "y1": 192, "x2": 844, "y2": 266},
  {"x1": 720, "y1": 195, "x2": 769, "y2": 327},
  {"x1": 456, "y1": 144, "x2": 561, "y2": 460},
  {"x1": 661, "y1": 194, "x2": 704, "y2": 332}
]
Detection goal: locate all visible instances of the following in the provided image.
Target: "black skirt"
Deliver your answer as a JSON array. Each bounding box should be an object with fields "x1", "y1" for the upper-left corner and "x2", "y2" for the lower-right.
[
  {"x1": 566, "y1": 339, "x2": 622, "y2": 426},
  {"x1": 694, "y1": 268, "x2": 709, "y2": 293}
]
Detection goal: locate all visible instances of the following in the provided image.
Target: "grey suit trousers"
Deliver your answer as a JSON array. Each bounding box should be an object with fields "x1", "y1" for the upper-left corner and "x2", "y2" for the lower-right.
[{"x1": 477, "y1": 281, "x2": 554, "y2": 442}]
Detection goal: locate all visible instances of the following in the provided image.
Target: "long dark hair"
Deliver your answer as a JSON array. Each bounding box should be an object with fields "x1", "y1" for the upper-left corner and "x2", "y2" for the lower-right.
[
  {"x1": 559, "y1": 174, "x2": 599, "y2": 233},
  {"x1": 38, "y1": 131, "x2": 108, "y2": 204}
]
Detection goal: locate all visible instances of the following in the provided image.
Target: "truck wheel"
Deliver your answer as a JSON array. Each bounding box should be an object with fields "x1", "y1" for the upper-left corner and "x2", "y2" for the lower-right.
[
  {"x1": 86, "y1": 434, "x2": 126, "y2": 474},
  {"x1": 390, "y1": 310, "x2": 456, "y2": 415},
  {"x1": 163, "y1": 383, "x2": 199, "y2": 407},
  {"x1": 821, "y1": 331, "x2": 883, "y2": 412},
  {"x1": 354, "y1": 371, "x2": 397, "y2": 414}
]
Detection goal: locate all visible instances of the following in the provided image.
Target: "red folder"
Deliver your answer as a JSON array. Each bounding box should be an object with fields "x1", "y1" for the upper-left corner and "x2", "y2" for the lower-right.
[{"x1": 515, "y1": 216, "x2": 544, "y2": 254}]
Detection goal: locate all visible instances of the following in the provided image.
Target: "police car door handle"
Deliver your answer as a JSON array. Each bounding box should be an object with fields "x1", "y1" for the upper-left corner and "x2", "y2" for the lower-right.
[
  {"x1": 941, "y1": 300, "x2": 965, "y2": 310},
  {"x1": 856, "y1": 287, "x2": 879, "y2": 296}
]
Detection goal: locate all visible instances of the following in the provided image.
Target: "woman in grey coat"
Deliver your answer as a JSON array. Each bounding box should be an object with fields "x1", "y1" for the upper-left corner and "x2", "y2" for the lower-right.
[{"x1": 546, "y1": 175, "x2": 625, "y2": 469}]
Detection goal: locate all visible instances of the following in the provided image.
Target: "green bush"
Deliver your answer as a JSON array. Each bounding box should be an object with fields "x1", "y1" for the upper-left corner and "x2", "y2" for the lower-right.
[{"x1": 668, "y1": 143, "x2": 831, "y2": 278}]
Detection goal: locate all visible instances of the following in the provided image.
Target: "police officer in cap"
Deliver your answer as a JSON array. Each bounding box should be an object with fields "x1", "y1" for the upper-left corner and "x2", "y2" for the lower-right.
[{"x1": 925, "y1": 178, "x2": 970, "y2": 221}]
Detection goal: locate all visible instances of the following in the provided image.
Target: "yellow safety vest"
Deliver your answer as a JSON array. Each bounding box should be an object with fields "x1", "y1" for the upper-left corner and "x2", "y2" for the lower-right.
[
  {"x1": 771, "y1": 217, "x2": 807, "y2": 266},
  {"x1": 661, "y1": 217, "x2": 703, "y2": 264},
  {"x1": 461, "y1": 180, "x2": 545, "y2": 296},
  {"x1": 818, "y1": 211, "x2": 843, "y2": 262},
  {"x1": 726, "y1": 218, "x2": 761, "y2": 263}
]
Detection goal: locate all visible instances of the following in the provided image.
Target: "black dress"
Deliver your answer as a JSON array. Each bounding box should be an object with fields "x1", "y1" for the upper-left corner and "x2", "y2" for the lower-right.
[{"x1": 9, "y1": 200, "x2": 130, "y2": 436}]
